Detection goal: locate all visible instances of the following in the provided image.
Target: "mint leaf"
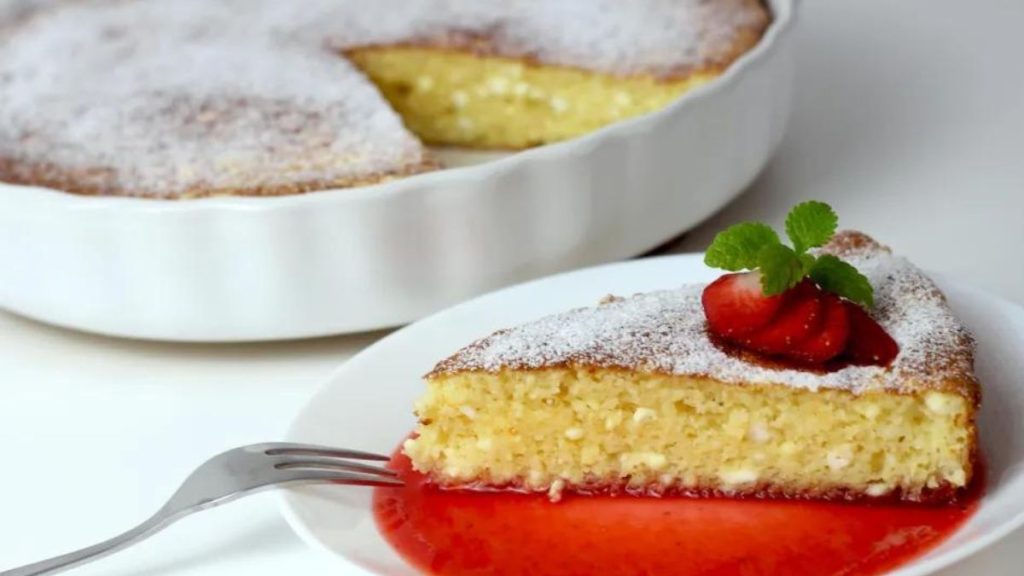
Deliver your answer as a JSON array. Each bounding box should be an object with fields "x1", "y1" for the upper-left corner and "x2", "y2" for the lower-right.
[
  {"x1": 757, "y1": 243, "x2": 805, "y2": 295},
  {"x1": 785, "y1": 201, "x2": 838, "y2": 254},
  {"x1": 810, "y1": 255, "x2": 874, "y2": 307},
  {"x1": 704, "y1": 223, "x2": 780, "y2": 271}
]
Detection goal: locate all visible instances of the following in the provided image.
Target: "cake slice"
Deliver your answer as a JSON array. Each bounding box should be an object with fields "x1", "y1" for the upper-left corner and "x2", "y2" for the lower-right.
[{"x1": 403, "y1": 228, "x2": 980, "y2": 503}]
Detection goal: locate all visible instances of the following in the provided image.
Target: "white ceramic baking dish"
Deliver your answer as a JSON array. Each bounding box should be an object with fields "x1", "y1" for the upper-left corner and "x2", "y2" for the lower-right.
[{"x1": 0, "y1": 0, "x2": 796, "y2": 341}]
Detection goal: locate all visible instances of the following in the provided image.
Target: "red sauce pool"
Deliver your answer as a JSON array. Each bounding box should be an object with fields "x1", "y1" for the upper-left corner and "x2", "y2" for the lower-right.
[{"x1": 373, "y1": 451, "x2": 981, "y2": 576}]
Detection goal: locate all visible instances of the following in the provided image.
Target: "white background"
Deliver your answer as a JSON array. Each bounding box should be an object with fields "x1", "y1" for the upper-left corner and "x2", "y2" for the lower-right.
[{"x1": 2, "y1": 0, "x2": 1023, "y2": 574}]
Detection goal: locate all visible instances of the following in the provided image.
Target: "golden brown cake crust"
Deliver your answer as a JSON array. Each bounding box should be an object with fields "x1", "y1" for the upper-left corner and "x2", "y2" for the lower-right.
[
  {"x1": 0, "y1": 155, "x2": 439, "y2": 199},
  {"x1": 431, "y1": 468, "x2": 975, "y2": 505},
  {"x1": 429, "y1": 231, "x2": 981, "y2": 406}
]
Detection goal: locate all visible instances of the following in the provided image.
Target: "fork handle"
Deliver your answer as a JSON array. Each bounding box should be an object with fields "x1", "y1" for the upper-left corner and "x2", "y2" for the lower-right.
[{"x1": 0, "y1": 512, "x2": 180, "y2": 576}]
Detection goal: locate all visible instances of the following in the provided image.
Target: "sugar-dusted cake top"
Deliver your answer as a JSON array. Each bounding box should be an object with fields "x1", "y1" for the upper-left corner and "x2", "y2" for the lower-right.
[
  {"x1": 0, "y1": 0, "x2": 769, "y2": 198},
  {"x1": 0, "y1": 0, "x2": 433, "y2": 198},
  {"x1": 430, "y1": 232, "x2": 979, "y2": 398},
  {"x1": 310, "y1": 0, "x2": 770, "y2": 78}
]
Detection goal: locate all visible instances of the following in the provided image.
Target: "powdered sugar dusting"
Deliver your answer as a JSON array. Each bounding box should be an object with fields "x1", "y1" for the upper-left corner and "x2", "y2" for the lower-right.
[
  {"x1": 0, "y1": 0, "x2": 431, "y2": 197},
  {"x1": 0, "y1": 0, "x2": 769, "y2": 197},
  {"x1": 431, "y1": 233, "x2": 978, "y2": 397},
  {"x1": 325, "y1": 0, "x2": 769, "y2": 77}
]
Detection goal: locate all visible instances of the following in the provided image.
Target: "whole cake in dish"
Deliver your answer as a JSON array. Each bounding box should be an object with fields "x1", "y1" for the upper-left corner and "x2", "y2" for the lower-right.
[
  {"x1": 0, "y1": 0, "x2": 771, "y2": 198},
  {"x1": 404, "y1": 203, "x2": 980, "y2": 503}
]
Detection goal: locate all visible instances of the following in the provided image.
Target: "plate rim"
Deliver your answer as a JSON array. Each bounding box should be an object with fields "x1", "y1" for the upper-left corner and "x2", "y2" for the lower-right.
[{"x1": 279, "y1": 253, "x2": 1024, "y2": 576}]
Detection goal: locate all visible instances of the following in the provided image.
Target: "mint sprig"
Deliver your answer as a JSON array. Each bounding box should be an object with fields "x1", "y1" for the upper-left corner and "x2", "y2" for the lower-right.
[
  {"x1": 756, "y1": 243, "x2": 805, "y2": 295},
  {"x1": 703, "y1": 223, "x2": 779, "y2": 271},
  {"x1": 809, "y1": 255, "x2": 874, "y2": 307},
  {"x1": 703, "y1": 201, "x2": 874, "y2": 307},
  {"x1": 785, "y1": 201, "x2": 838, "y2": 254}
]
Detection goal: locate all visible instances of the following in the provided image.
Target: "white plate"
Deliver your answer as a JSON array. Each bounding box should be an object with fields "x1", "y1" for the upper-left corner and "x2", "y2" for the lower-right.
[
  {"x1": 0, "y1": 0, "x2": 796, "y2": 342},
  {"x1": 280, "y1": 254, "x2": 1024, "y2": 576}
]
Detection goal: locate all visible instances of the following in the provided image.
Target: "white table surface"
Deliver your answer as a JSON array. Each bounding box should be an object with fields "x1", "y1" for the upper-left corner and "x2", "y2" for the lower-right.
[{"x1": 2, "y1": 0, "x2": 1023, "y2": 574}]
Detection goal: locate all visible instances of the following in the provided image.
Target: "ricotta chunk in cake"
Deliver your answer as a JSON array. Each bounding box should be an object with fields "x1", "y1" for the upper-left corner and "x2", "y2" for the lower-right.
[{"x1": 404, "y1": 232, "x2": 980, "y2": 503}]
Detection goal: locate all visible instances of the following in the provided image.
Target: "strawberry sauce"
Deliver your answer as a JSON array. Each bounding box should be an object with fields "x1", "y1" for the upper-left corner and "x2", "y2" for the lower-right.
[{"x1": 373, "y1": 451, "x2": 981, "y2": 576}]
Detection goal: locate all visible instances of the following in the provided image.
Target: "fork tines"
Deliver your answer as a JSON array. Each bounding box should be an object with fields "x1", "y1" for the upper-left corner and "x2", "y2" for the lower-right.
[{"x1": 262, "y1": 442, "x2": 403, "y2": 487}]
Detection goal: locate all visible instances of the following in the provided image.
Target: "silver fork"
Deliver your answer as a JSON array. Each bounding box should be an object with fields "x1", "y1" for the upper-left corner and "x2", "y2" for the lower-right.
[{"x1": 1, "y1": 442, "x2": 401, "y2": 576}]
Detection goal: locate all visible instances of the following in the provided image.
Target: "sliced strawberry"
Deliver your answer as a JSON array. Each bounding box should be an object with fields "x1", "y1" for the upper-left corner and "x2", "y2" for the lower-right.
[
  {"x1": 702, "y1": 272, "x2": 785, "y2": 338},
  {"x1": 791, "y1": 293, "x2": 850, "y2": 364},
  {"x1": 739, "y1": 281, "x2": 824, "y2": 356},
  {"x1": 844, "y1": 302, "x2": 900, "y2": 366}
]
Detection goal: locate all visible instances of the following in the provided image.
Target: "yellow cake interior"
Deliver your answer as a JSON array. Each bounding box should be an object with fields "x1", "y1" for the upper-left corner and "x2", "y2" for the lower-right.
[
  {"x1": 347, "y1": 47, "x2": 715, "y2": 149},
  {"x1": 404, "y1": 367, "x2": 974, "y2": 500}
]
